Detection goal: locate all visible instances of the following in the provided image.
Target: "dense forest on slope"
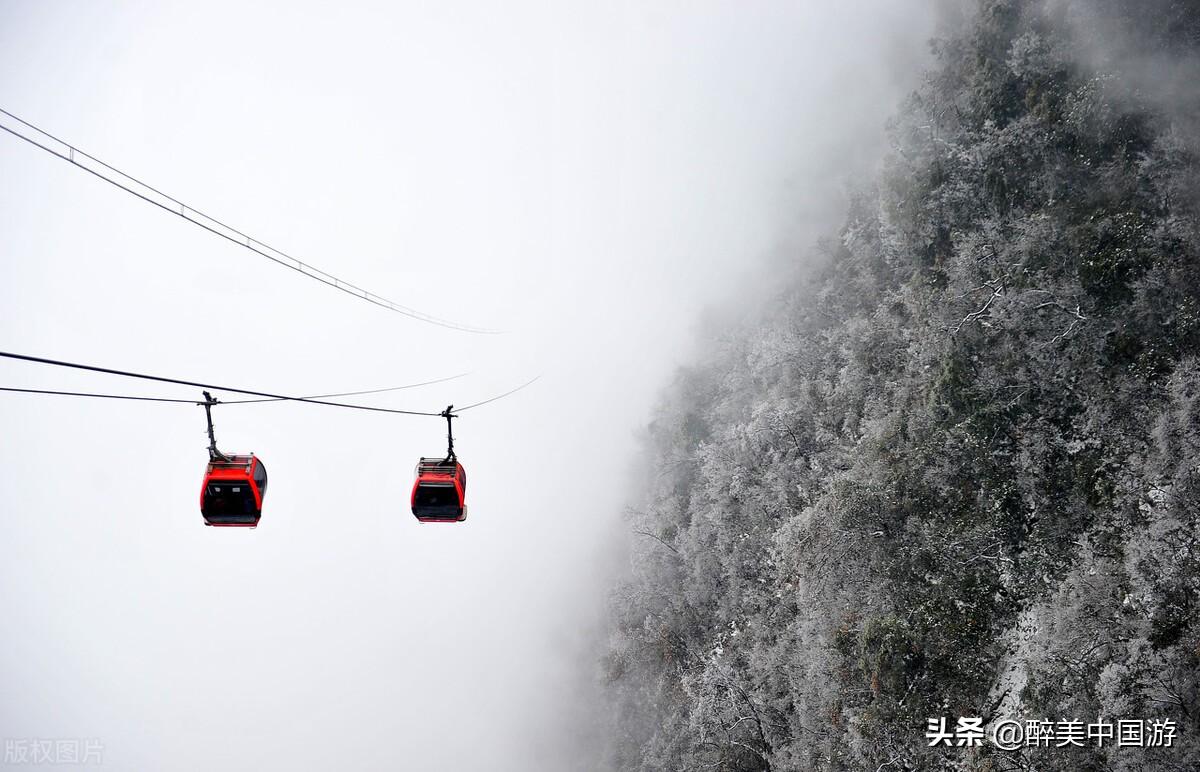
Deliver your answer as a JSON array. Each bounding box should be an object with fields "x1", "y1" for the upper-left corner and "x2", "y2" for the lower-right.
[{"x1": 601, "y1": 1, "x2": 1200, "y2": 770}]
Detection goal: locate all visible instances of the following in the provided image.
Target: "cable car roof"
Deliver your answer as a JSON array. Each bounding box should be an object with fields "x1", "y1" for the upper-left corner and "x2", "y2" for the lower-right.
[{"x1": 417, "y1": 457, "x2": 460, "y2": 477}]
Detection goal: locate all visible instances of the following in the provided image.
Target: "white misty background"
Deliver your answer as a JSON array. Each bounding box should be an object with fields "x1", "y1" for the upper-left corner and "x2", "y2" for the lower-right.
[{"x1": 0, "y1": 2, "x2": 933, "y2": 769}]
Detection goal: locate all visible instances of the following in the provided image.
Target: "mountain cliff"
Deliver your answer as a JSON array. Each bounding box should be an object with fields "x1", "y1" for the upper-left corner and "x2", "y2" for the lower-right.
[{"x1": 601, "y1": 2, "x2": 1200, "y2": 769}]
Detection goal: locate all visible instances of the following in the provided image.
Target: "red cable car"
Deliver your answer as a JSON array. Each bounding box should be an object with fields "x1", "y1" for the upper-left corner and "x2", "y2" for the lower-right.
[
  {"x1": 198, "y1": 391, "x2": 268, "y2": 528},
  {"x1": 411, "y1": 406, "x2": 468, "y2": 523},
  {"x1": 201, "y1": 454, "x2": 268, "y2": 527},
  {"x1": 411, "y1": 457, "x2": 467, "y2": 522}
]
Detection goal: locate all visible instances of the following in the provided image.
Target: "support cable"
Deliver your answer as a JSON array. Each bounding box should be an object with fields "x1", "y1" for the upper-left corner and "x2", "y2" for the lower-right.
[
  {"x1": 0, "y1": 351, "x2": 538, "y2": 417},
  {"x1": 0, "y1": 350, "x2": 440, "y2": 416},
  {"x1": 0, "y1": 106, "x2": 500, "y2": 334}
]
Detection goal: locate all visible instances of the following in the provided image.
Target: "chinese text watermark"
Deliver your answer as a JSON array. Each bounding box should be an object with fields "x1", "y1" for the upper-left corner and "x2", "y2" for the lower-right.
[
  {"x1": 926, "y1": 717, "x2": 1176, "y2": 750},
  {"x1": 3, "y1": 738, "x2": 103, "y2": 766}
]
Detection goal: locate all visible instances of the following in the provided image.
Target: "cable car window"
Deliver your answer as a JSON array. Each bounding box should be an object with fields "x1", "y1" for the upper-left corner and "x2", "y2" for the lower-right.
[
  {"x1": 253, "y1": 460, "x2": 268, "y2": 496},
  {"x1": 204, "y1": 482, "x2": 258, "y2": 520},
  {"x1": 414, "y1": 483, "x2": 458, "y2": 508}
]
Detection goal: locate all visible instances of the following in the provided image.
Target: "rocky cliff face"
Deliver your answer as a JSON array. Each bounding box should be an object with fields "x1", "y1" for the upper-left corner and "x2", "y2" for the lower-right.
[{"x1": 601, "y1": 2, "x2": 1200, "y2": 769}]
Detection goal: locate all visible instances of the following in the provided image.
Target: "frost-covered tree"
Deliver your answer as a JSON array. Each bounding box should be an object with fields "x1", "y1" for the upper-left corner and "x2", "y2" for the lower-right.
[{"x1": 600, "y1": 1, "x2": 1200, "y2": 770}]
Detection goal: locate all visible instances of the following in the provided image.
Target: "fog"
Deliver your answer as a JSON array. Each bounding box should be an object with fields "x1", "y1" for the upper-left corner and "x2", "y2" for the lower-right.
[{"x1": 0, "y1": 2, "x2": 934, "y2": 769}]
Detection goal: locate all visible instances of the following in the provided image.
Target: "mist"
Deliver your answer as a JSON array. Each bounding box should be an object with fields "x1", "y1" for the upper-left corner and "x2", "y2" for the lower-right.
[{"x1": 0, "y1": 2, "x2": 936, "y2": 769}]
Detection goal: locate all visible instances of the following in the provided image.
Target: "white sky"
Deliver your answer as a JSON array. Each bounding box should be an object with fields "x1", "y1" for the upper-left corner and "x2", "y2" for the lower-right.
[{"x1": 0, "y1": 2, "x2": 934, "y2": 769}]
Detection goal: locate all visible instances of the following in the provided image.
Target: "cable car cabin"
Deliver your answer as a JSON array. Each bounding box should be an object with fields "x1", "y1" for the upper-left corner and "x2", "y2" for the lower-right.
[
  {"x1": 411, "y1": 458, "x2": 467, "y2": 523},
  {"x1": 200, "y1": 454, "x2": 268, "y2": 528}
]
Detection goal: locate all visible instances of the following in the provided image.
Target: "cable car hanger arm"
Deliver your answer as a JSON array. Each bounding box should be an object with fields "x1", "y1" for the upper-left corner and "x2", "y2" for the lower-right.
[
  {"x1": 201, "y1": 391, "x2": 228, "y2": 461},
  {"x1": 441, "y1": 405, "x2": 457, "y2": 462}
]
